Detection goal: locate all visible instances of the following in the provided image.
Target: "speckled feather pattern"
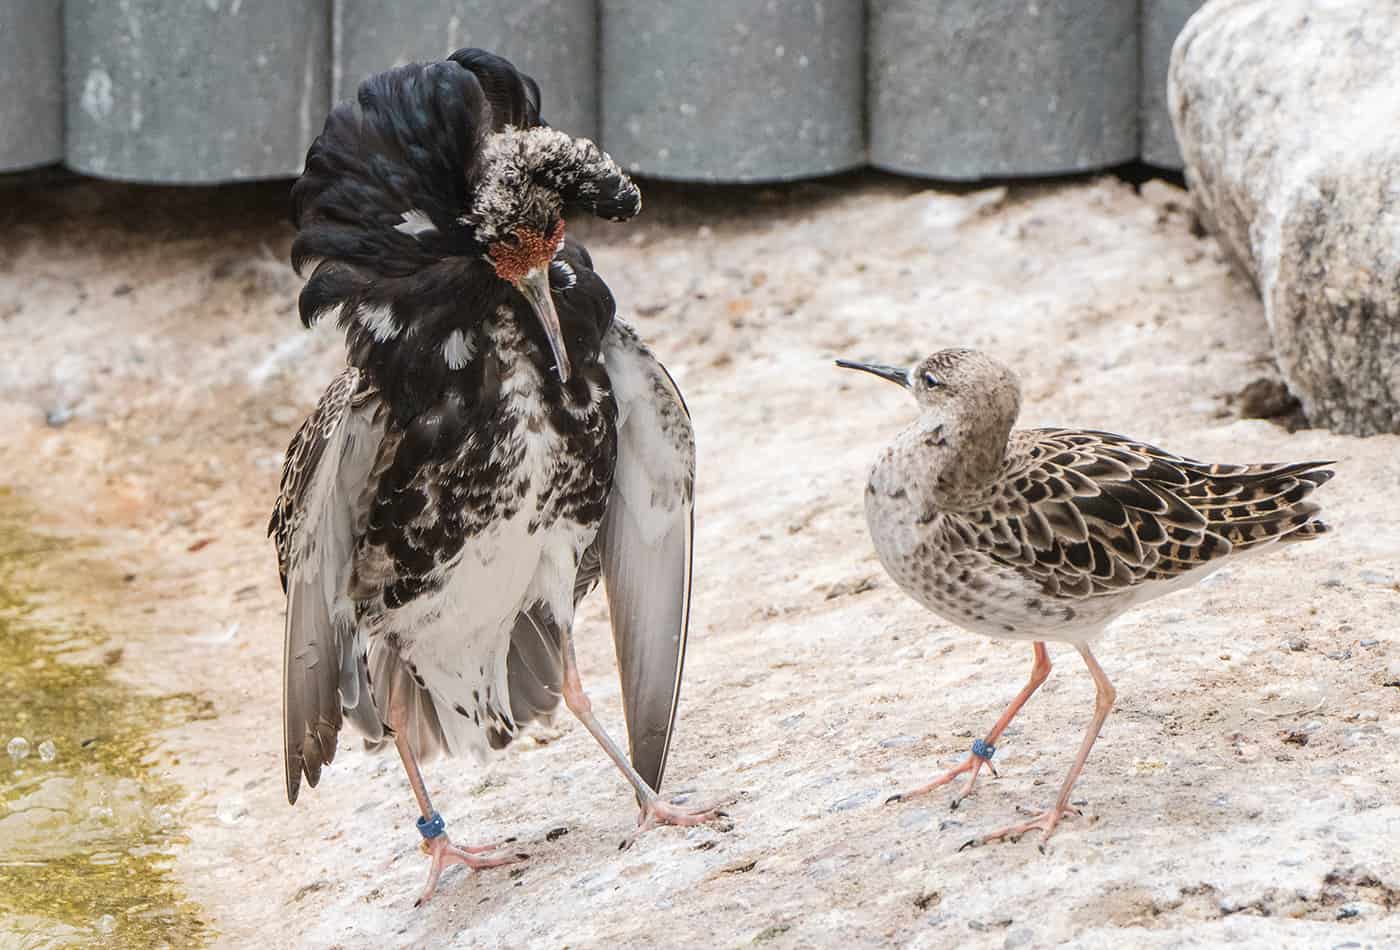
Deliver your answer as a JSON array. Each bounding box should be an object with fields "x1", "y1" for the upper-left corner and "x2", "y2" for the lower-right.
[
  {"x1": 862, "y1": 350, "x2": 1333, "y2": 644},
  {"x1": 271, "y1": 49, "x2": 677, "y2": 800}
]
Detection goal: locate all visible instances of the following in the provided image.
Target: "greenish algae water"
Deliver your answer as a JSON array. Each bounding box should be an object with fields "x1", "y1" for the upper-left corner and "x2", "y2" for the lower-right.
[{"x1": 0, "y1": 509, "x2": 212, "y2": 948}]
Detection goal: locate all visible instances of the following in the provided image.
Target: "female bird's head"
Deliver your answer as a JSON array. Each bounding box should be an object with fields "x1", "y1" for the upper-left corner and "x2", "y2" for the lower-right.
[
  {"x1": 290, "y1": 50, "x2": 640, "y2": 385},
  {"x1": 837, "y1": 348, "x2": 1023, "y2": 493}
]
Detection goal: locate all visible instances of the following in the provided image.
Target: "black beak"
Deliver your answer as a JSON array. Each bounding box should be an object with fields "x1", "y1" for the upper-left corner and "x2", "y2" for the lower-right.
[{"x1": 835, "y1": 359, "x2": 910, "y2": 389}]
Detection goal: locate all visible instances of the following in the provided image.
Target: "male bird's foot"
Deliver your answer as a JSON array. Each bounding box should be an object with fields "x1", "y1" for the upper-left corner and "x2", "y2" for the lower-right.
[
  {"x1": 414, "y1": 835, "x2": 528, "y2": 907},
  {"x1": 886, "y1": 749, "x2": 997, "y2": 807},
  {"x1": 958, "y1": 803, "x2": 1080, "y2": 852},
  {"x1": 620, "y1": 797, "x2": 730, "y2": 849}
]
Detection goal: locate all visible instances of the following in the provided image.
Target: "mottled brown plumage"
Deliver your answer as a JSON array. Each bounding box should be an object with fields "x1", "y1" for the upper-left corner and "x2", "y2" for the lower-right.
[{"x1": 840, "y1": 348, "x2": 1333, "y2": 846}]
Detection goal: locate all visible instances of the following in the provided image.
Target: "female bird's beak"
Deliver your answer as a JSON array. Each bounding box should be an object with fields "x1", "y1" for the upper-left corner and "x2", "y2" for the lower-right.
[
  {"x1": 835, "y1": 359, "x2": 910, "y2": 389},
  {"x1": 515, "y1": 266, "x2": 572, "y2": 382}
]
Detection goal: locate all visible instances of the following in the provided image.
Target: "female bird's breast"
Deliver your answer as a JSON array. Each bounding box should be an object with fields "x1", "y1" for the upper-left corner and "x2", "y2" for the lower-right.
[{"x1": 864, "y1": 443, "x2": 1095, "y2": 643}]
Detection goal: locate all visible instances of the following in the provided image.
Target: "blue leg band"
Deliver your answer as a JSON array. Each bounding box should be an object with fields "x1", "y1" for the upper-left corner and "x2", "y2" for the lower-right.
[
  {"x1": 971, "y1": 738, "x2": 996, "y2": 760},
  {"x1": 417, "y1": 811, "x2": 446, "y2": 840}
]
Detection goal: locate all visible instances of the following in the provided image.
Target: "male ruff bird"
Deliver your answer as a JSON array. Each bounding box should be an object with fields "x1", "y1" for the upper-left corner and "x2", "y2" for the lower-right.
[
  {"x1": 270, "y1": 50, "x2": 720, "y2": 905},
  {"x1": 838, "y1": 348, "x2": 1333, "y2": 846}
]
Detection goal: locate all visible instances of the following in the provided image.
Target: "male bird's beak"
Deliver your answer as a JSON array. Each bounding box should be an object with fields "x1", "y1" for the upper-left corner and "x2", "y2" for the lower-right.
[
  {"x1": 835, "y1": 359, "x2": 910, "y2": 389},
  {"x1": 515, "y1": 265, "x2": 572, "y2": 383}
]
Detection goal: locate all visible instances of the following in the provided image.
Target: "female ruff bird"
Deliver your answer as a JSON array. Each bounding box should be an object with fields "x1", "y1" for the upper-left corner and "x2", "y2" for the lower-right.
[
  {"x1": 837, "y1": 349, "x2": 1333, "y2": 846},
  {"x1": 270, "y1": 50, "x2": 718, "y2": 905}
]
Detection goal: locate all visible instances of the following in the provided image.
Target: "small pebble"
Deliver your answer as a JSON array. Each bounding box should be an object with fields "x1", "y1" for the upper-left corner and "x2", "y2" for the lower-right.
[
  {"x1": 830, "y1": 791, "x2": 878, "y2": 813},
  {"x1": 216, "y1": 797, "x2": 247, "y2": 826},
  {"x1": 1357, "y1": 569, "x2": 1393, "y2": 585},
  {"x1": 898, "y1": 808, "x2": 934, "y2": 831},
  {"x1": 95, "y1": 915, "x2": 117, "y2": 935},
  {"x1": 1004, "y1": 927, "x2": 1034, "y2": 949},
  {"x1": 1358, "y1": 639, "x2": 1379, "y2": 648},
  {"x1": 37, "y1": 740, "x2": 56, "y2": 763},
  {"x1": 1281, "y1": 638, "x2": 1308, "y2": 653},
  {"x1": 879, "y1": 735, "x2": 918, "y2": 749}
]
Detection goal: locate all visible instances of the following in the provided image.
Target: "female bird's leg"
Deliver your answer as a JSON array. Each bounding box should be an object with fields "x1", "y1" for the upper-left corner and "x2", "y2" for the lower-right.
[
  {"x1": 969, "y1": 644, "x2": 1116, "y2": 849},
  {"x1": 888, "y1": 641, "x2": 1052, "y2": 806},
  {"x1": 389, "y1": 704, "x2": 526, "y2": 907},
  {"x1": 559, "y1": 628, "x2": 724, "y2": 838}
]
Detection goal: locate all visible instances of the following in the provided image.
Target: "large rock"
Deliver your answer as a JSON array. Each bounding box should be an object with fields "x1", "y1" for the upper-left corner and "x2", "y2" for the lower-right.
[{"x1": 1170, "y1": 0, "x2": 1400, "y2": 435}]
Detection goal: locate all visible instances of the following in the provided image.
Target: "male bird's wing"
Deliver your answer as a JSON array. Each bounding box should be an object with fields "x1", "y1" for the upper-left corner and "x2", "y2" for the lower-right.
[
  {"x1": 592, "y1": 320, "x2": 696, "y2": 794},
  {"x1": 270, "y1": 367, "x2": 387, "y2": 804}
]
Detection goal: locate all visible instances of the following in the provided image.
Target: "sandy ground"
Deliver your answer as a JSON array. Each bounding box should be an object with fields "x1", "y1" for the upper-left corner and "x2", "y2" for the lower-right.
[{"x1": 1, "y1": 173, "x2": 1398, "y2": 949}]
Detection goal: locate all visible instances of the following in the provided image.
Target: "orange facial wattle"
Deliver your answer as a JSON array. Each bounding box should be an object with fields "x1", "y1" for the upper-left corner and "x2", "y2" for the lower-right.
[{"x1": 488, "y1": 219, "x2": 566, "y2": 283}]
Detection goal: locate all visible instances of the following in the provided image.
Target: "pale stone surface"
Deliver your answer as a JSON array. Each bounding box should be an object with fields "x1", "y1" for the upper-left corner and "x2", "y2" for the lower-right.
[
  {"x1": 1, "y1": 177, "x2": 1397, "y2": 945},
  {"x1": 1170, "y1": 0, "x2": 1400, "y2": 435}
]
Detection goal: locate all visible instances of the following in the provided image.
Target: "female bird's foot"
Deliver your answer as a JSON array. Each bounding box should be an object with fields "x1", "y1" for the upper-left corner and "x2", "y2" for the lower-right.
[
  {"x1": 886, "y1": 740, "x2": 998, "y2": 807},
  {"x1": 959, "y1": 803, "x2": 1080, "y2": 852},
  {"x1": 414, "y1": 835, "x2": 528, "y2": 907}
]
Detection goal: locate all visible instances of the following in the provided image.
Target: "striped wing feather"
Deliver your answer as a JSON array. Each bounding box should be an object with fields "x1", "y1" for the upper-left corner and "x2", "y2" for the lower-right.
[{"x1": 960, "y1": 428, "x2": 1333, "y2": 599}]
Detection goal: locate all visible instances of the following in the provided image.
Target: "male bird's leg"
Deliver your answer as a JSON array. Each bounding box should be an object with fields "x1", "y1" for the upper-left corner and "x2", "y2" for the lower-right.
[
  {"x1": 888, "y1": 641, "x2": 1052, "y2": 806},
  {"x1": 560, "y1": 628, "x2": 723, "y2": 837},
  {"x1": 389, "y1": 705, "x2": 526, "y2": 907},
  {"x1": 970, "y1": 644, "x2": 1116, "y2": 848}
]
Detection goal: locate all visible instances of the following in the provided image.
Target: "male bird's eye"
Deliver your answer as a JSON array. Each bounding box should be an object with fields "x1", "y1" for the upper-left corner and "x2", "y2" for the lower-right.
[{"x1": 922, "y1": 371, "x2": 942, "y2": 390}]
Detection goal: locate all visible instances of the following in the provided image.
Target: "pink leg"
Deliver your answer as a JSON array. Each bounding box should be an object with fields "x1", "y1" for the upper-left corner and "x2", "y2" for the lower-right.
[
  {"x1": 389, "y1": 713, "x2": 526, "y2": 907},
  {"x1": 967, "y1": 643, "x2": 1116, "y2": 849},
  {"x1": 559, "y1": 628, "x2": 726, "y2": 842},
  {"x1": 888, "y1": 642, "x2": 1052, "y2": 806}
]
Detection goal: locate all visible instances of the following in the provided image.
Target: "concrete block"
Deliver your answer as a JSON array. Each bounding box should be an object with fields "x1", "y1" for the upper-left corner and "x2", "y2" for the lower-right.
[
  {"x1": 870, "y1": 0, "x2": 1138, "y2": 180},
  {"x1": 600, "y1": 0, "x2": 864, "y2": 182},
  {"x1": 0, "y1": 0, "x2": 63, "y2": 171},
  {"x1": 65, "y1": 0, "x2": 331, "y2": 183},
  {"x1": 1140, "y1": 0, "x2": 1205, "y2": 169},
  {"x1": 335, "y1": 0, "x2": 598, "y2": 139}
]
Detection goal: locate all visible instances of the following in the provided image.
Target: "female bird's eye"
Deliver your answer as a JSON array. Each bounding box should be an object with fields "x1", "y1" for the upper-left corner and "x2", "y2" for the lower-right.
[{"x1": 922, "y1": 371, "x2": 942, "y2": 390}]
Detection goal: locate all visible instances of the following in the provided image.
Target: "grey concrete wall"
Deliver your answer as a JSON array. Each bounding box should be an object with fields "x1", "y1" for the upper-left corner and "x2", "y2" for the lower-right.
[
  {"x1": 1141, "y1": 0, "x2": 1206, "y2": 168},
  {"x1": 336, "y1": 0, "x2": 598, "y2": 140},
  {"x1": 8, "y1": 4, "x2": 1209, "y2": 185},
  {"x1": 870, "y1": 0, "x2": 1138, "y2": 180},
  {"x1": 0, "y1": 0, "x2": 63, "y2": 171},
  {"x1": 600, "y1": 0, "x2": 864, "y2": 182},
  {"x1": 64, "y1": 0, "x2": 331, "y2": 183}
]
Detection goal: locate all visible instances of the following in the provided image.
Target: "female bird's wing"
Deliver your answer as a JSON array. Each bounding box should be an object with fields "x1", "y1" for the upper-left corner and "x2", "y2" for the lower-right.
[
  {"x1": 960, "y1": 428, "x2": 1332, "y2": 600},
  {"x1": 269, "y1": 368, "x2": 389, "y2": 804},
  {"x1": 591, "y1": 320, "x2": 696, "y2": 794}
]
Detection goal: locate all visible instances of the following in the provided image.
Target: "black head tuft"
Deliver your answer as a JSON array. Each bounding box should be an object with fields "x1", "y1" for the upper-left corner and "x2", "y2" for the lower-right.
[
  {"x1": 290, "y1": 49, "x2": 639, "y2": 330},
  {"x1": 447, "y1": 48, "x2": 542, "y2": 130}
]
